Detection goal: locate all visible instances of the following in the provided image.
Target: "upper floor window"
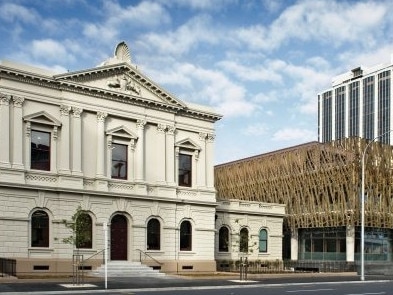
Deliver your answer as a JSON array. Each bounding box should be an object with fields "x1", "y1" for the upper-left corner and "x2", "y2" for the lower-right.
[
  {"x1": 178, "y1": 154, "x2": 192, "y2": 187},
  {"x1": 219, "y1": 226, "x2": 229, "y2": 252},
  {"x1": 31, "y1": 130, "x2": 51, "y2": 171},
  {"x1": 31, "y1": 210, "x2": 49, "y2": 247},
  {"x1": 180, "y1": 220, "x2": 192, "y2": 251},
  {"x1": 111, "y1": 143, "x2": 128, "y2": 179},
  {"x1": 24, "y1": 111, "x2": 61, "y2": 172},
  {"x1": 259, "y1": 229, "x2": 268, "y2": 253},
  {"x1": 147, "y1": 218, "x2": 161, "y2": 250}
]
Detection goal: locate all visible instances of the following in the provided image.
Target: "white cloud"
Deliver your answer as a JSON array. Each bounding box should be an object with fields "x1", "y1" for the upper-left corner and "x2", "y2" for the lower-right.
[
  {"x1": 30, "y1": 39, "x2": 75, "y2": 64},
  {"x1": 217, "y1": 60, "x2": 282, "y2": 83},
  {"x1": 0, "y1": 3, "x2": 39, "y2": 24},
  {"x1": 141, "y1": 14, "x2": 218, "y2": 56},
  {"x1": 234, "y1": 0, "x2": 388, "y2": 52}
]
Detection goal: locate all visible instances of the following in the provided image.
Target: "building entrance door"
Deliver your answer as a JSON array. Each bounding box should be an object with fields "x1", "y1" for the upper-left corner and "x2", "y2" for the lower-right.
[{"x1": 110, "y1": 214, "x2": 128, "y2": 260}]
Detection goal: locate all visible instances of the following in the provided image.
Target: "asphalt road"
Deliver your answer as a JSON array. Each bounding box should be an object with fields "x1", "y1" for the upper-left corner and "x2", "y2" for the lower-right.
[{"x1": 0, "y1": 273, "x2": 392, "y2": 295}]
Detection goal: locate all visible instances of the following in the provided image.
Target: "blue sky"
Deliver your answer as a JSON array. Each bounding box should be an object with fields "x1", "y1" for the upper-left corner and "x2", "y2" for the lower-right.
[{"x1": 1, "y1": 0, "x2": 393, "y2": 164}]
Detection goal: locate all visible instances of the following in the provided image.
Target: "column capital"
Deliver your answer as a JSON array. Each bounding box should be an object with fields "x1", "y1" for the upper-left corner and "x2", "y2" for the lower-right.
[
  {"x1": 12, "y1": 96, "x2": 25, "y2": 107},
  {"x1": 207, "y1": 133, "x2": 215, "y2": 142},
  {"x1": 0, "y1": 92, "x2": 11, "y2": 105},
  {"x1": 97, "y1": 111, "x2": 107, "y2": 122},
  {"x1": 199, "y1": 132, "x2": 207, "y2": 141},
  {"x1": 166, "y1": 125, "x2": 175, "y2": 135},
  {"x1": 60, "y1": 105, "x2": 72, "y2": 116},
  {"x1": 137, "y1": 119, "x2": 146, "y2": 129},
  {"x1": 72, "y1": 107, "x2": 83, "y2": 118},
  {"x1": 157, "y1": 123, "x2": 166, "y2": 133}
]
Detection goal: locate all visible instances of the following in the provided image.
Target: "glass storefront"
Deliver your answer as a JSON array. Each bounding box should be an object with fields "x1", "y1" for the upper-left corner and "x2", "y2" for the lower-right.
[
  {"x1": 298, "y1": 227, "x2": 393, "y2": 262},
  {"x1": 298, "y1": 227, "x2": 346, "y2": 261},
  {"x1": 355, "y1": 227, "x2": 393, "y2": 262}
]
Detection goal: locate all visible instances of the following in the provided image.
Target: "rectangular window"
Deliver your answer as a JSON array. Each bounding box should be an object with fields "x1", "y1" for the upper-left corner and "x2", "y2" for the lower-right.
[
  {"x1": 31, "y1": 130, "x2": 50, "y2": 171},
  {"x1": 178, "y1": 154, "x2": 192, "y2": 187},
  {"x1": 111, "y1": 143, "x2": 127, "y2": 179}
]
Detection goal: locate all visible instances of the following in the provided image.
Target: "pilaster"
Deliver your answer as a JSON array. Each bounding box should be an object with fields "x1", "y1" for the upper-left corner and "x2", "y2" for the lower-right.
[
  {"x1": 156, "y1": 123, "x2": 166, "y2": 184},
  {"x1": 166, "y1": 125, "x2": 175, "y2": 185},
  {"x1": 12, "y1": 96, "x2": 25, "y2": 170},
  {"x1": 0, "y1": 93, "x2": 11, "y2": 168},
  {"x1": 71, "y1": 107, "x2": 83, "y2": 175},
  {"x1": 206, "y1": 133, "x2": 215, "y2": 188},
  {"x1": 135, "y1": 119, "x2": 146, "y2": 182},
  {"x1": 59, "y1": 105, "x2": 71, "y2": 174}
]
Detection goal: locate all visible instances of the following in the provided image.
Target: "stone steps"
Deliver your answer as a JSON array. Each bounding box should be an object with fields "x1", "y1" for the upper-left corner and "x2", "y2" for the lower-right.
[{"x1": 89, "y1": 261, "x2": 165, "y2": 277}]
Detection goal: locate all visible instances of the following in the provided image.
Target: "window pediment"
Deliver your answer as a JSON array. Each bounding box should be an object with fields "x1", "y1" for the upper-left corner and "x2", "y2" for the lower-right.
[
  {"x1": 175, "y1": 138, "x2": 201, "y2": 151},
  {"x1": 106, "y1": 125, "x2": 138, "y2": 140},
  {"x1": 24, "y1": 111, "x2": 61, "y2": 127}
]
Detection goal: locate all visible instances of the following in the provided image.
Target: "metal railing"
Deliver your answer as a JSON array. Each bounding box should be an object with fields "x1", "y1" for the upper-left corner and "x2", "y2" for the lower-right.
[
  {"x1": 0, "y1": 258, "x2": 16, "y2": 277},
  {"x1": 217, "y1": 259, "x2": 356, "y2": 273},
  {"x1": 136, "y1": 249, "x2": 163, "y2": 267}
]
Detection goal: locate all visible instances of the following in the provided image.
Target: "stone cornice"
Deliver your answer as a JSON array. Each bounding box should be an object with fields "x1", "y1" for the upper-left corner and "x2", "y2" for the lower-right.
[{"x1": 0, "y1": 63, "x2": 222, "y2": 122}]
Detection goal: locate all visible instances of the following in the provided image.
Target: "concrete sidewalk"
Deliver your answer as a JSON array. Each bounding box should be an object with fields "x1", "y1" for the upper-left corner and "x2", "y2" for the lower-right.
[{"x1": 0, "y1": 272, "x2": 389, "y2": 294}]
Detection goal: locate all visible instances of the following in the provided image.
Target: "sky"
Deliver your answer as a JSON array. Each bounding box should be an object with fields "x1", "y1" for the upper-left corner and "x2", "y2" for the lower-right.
[{"x1": 1, "y1": 0, "x2": 393, "y2": 164}]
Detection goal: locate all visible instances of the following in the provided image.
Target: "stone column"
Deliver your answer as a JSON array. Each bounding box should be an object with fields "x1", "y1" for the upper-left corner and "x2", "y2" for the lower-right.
[
  {"x1": 346, "y1": 225, "x2": 355, "y2": 262},
  {"x1": 166, "y1": 125, "x2": 175, "y2": 185},
  {"x1": 193, "y1": 149, "x2": 199, "y2": 188},
  {"x1": 72, "y1": 107, "x2": 83, "y2": 175},
  {"x1": 0, "y1": 93, "x2": 11, "y2": 168},
  {"x1": 135, "y1": 119, "x2": 146, "y2": 182},
  {"x1": 290, "y1": 229, "x2": 299, "y2": 261},
  {"x1": 156, "y1": 124, "x2": 166, "y2": 184},
  {"x1": 129, "y1": 139, "x2": 136, "y2": 181},
  {"x1": 96, "y1": 112, "x2": 107, "y2": 177},
  {"x1": 205, "y1": 133, "x2": 215, "y2": 188},
  {"x1": 59, "y1": 105, "x2": 71, "y2": 174},
  {"x1": 12, "y1": 96, "x2": 25, "y2": 169},
  {"x1": 198, "y1": 133, "x2": 207, "y2": 188},
  {"x1": 25, "y1": 122, "x2": 31, "y2": 170},
  {"x1": 50, "y1": 125, "x2": 58, "y2": 172}
]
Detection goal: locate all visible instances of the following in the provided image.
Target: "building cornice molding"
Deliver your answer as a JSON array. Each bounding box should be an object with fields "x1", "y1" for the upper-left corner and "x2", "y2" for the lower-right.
[{"x1": 0, "y1": 64, "x2": 222, "y2": 122}]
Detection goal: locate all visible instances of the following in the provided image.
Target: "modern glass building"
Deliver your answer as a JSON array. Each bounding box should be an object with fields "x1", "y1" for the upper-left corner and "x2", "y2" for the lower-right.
[{"x1": 318, "y1": 61, "x2": 392, "y2": 145}]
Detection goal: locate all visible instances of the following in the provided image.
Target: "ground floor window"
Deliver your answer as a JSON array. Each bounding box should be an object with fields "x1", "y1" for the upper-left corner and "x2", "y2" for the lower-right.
[
  {"x1": 298, "y1": 227, "x2": 346, "y2": 261},
  {"x1": 180, "y1": 220, "x2": 192, "y2": 251},
  {"x1": 31, "y1": 210, "x2": 49, "y2": 247}
]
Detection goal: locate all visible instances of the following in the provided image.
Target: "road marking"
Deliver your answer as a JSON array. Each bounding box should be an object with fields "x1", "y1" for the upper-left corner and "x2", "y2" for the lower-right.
[
  {"x1": 287, "y1": 289, "x2": 334, "y2": 293},
  {"x1": 345, "y1": 293, "x2": 386, "y2": 295}
]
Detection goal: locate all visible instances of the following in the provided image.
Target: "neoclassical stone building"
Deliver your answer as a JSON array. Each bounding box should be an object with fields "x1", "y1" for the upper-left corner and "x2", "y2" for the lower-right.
[{"x1": 0, "y1": 42, "x2": 285, "y2": 276}]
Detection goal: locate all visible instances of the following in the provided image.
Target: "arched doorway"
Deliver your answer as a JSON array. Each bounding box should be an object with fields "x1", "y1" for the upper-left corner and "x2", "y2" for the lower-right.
[{"x1": 110, "y1": 214, "x2": 128, "y2": 260}]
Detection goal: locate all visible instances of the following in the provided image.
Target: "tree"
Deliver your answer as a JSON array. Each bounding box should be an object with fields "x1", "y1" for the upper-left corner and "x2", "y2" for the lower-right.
[{"x1": 63, "y1": 206, "x2": 92, "y2": 250}]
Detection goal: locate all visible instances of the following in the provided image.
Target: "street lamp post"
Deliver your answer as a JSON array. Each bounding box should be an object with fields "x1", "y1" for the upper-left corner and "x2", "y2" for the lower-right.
[{"x1": 360, "y1": 130, "x2": 393, "y2": 281}]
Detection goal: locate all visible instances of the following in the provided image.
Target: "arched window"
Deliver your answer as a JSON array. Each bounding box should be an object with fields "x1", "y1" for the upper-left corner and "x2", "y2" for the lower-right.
[
  {"x1": 239, "y1": 228, "x2": 249, "y2": 253},
  {"x1": 180, "y1": 220, "x2": 192, "y2": 251},
  {"x1": 219, "y1": 227, "x2": 229, "y2": 252},
  {"x1": 76, "y1": 213, "x2": 92, "y2": 249},
  {"x1": 147, "y1": 218, "x2": 161, "y2": 250},
  {"x1": 259, "y1": 229, "x2": 268, "y2": 253},
  {"x1": 31, "y1": 210, "x2": 49, "y2": 247}
]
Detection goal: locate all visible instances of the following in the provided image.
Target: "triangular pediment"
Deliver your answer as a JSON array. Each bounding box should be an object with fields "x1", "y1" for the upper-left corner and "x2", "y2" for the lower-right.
[
  {"x1": 54, "y1": 63, "x2": 186, "y2": 109},
  {"x1": 24, "y1": 111, "x2": 61, "y2": 126},
  {"x1": 106, "y1": 125, "x2": 137, "y2": 139},
  {"x1": 175, "y1": 138, "x2": 201, "y2": 151}
]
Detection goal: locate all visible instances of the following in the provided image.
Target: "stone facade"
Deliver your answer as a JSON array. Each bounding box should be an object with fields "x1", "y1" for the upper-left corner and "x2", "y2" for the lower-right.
[{"x1": 0, "y1": 42, "x2": 285, "y2": 276}]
